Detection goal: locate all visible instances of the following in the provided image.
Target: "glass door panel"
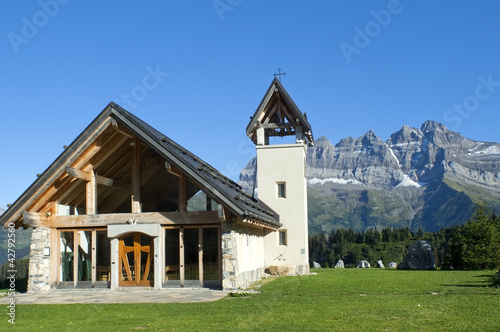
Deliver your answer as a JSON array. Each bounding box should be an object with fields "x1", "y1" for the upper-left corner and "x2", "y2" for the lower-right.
[
  {"x1": 203, "y1": 228, "x2": 219, "y2": 283},
  {"x1": 96, "y1": 230, "x2": 111, "y2": 286},
  {"x1": 184, "y1": 228, "x2": 200, "y2": 286},
  {"x1": 77, "y1": 231, "x2": 92, "y2": 283},
  {"x1": 60, "y1": 231, "x2": 74, "y2": 282},
  {"x1": 165, "y1": 229, "x2": 180, "y2": 284}
]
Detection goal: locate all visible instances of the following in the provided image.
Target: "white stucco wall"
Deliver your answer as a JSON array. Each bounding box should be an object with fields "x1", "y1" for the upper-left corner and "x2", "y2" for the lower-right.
[
  {"x1": 257, "y1": 144, "x2": 309, "y2": 270},
  {"x1": 234, "y1": 224, "x2": 265, "y2": 272}
]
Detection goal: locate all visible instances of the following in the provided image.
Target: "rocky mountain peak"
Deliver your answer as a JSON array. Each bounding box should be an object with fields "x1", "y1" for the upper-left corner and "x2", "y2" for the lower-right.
[
  {"x1": 335, "y1": 136, "x2": 355, "y2": 148},
  {"x1": 421, "y1": 120, "x2": 448, "y2": 134},
  {"x1": 419, "y1": 120, "x2": 474, "y2": 150},
  {"x1": 316, "y1": 136, "x2": 331, "y2": 144},
  {"x1": 387, "y1": 125, "x2": 422, "y2": 145},
  {"x1": 358, "y1": 129, "x2": 383, "y2": 146}
]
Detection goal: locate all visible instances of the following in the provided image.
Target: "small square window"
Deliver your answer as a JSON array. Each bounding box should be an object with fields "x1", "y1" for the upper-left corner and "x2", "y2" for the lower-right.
[
  {"x1": 277, "y1": 182, "x2": 286, "y2": 198},
  {"x1": 279, "y1": 230, "x2": 287, "y2": 246}
]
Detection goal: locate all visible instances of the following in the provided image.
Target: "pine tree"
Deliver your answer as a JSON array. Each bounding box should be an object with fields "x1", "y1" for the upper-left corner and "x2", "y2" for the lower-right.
[{"x1": 456, "y1": 203, "x2": 500, "y2": 270}]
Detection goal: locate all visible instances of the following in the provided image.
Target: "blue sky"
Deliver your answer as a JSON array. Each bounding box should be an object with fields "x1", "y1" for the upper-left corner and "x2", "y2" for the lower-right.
[{"x1": 1, "y1": 1, "x2": 500, "y2": 209}]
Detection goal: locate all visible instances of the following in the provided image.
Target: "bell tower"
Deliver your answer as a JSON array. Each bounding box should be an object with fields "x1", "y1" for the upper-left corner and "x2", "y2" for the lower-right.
[{"x1": 246, "y1": 78, "x2": 314, "y2": 274}]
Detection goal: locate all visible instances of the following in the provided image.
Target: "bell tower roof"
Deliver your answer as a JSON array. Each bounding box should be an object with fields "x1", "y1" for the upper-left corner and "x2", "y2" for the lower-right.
[{"x1": 246, "y1": 78, "x2": 314, "y2": 146}]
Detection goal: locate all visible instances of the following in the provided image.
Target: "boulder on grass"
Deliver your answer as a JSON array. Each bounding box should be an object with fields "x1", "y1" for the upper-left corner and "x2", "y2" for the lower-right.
[
  {"x1": 312, "y1": 261, "x2": 321, "y2": 268},
  {"x1": 266, "y1": 265, "x2": 297, "y2": 276},
  {"x1": 399, "y1": 240, "x2": 435, "y2": 270},
  {"x1": 388, "y1": 262, "x2": 397, "y2": 269},
  {"x1": 357, "y1": 260, "x2": 370, "y2": 268},
  {"x1": 335, "y1": 260, "x2": 345, "y2": 268}
]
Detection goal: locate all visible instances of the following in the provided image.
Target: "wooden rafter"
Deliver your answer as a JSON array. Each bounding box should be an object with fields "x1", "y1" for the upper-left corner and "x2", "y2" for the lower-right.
[{"x1": 83, "y1": 133, "x2": 131, "y2": 172}]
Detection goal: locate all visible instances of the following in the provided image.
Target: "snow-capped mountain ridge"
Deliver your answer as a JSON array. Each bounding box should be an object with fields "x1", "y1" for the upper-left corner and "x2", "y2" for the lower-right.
[{"x1": 239, "y1": 121, "x2": 500, "y2": 232}]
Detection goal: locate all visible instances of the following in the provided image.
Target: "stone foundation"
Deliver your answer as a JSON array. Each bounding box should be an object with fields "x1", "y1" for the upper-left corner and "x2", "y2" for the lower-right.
[
  {"x1": 236, "y1": 267, "x2": 265, "y2": 289},
  {"x1": 28, "y1": 227, "x2": 52, "y2": 293}
]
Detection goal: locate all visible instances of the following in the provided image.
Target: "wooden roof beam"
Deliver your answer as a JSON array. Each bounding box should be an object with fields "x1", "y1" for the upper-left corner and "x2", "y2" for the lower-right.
[
  {"x1": 66, "y1": 167, "x2": 114, "y2": 186},
  {"x1": 260, "y1": 122, "x2": 294, "y2": 129},
  {"x1": 26, "y1": 211, "x2": 221, "y2": 228},
  {"x1": 165, "y1": 162, "x2": 183, "y2": 177}
]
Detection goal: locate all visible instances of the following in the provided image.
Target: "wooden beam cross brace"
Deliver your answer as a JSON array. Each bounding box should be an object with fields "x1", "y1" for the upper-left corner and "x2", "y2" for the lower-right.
[{"x1": 66, "y1": 167, "x2": 114, "y2": 186}]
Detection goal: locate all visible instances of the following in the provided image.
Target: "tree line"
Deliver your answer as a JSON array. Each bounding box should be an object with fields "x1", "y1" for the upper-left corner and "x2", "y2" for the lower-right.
[{"x1": 309, "y1": 203, "x2": 500, "y2": 270}]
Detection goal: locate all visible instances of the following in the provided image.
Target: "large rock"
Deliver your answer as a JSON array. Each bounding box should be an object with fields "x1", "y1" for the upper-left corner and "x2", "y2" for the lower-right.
[
  {"x1": 357, "y1": 260, "x2": 370, "y2": 268},
  {"x1": 312, "y1": 261, "x2": 321, "y2": 268},
  {"x1": 388, "y1": 262, "x2": 397, "y2": 269},
  {"x1": 335, "y1": 260, "x2": 345, "y2": 268},
  {"x1": 399, "y1": 240, "x2": 435, "y2": 270},
  {"x1": 266, "y1": 265, "x2": 296, "y2": 276},
  {"x1": 377, "y1": 260, "x2": 385, "y2": 268}
]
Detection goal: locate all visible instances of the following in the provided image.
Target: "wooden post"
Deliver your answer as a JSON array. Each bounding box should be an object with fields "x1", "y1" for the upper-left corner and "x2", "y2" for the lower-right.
[
  {"x1": 131, "y1": 138, "x2": 142, "y2": 213},
  {"x1": 206, "y1": 196, "x2": 212, "y2": 211},
  {"x1": 73, "y1": 230, "x2": 78, "y2": 287},
  {"x1": 91, "y1": 230, "x2": 96, "y2": 286},
  {"x1": 86, "y1": 167, "x2": 97, "y2": 215},
  {"x1": 198, "y1": 229, "x2": 203, "y2": 286},
  {"x1": 178, "y1": 174, "x2": 187, "y2": 212},
  {"x1": 179, "y1": 227, "x2": 185, "y2": 287}
]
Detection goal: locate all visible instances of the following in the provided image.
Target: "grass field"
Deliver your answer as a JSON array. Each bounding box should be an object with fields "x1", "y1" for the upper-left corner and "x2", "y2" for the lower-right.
[{"x1": 7, "y1": 269, "x2": 500, "y2": 331}]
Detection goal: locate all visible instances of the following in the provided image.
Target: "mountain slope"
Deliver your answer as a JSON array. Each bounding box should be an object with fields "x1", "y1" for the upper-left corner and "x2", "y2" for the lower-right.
[{"x1": 239, "y1": 121, "x2": 500, "y2": 232}]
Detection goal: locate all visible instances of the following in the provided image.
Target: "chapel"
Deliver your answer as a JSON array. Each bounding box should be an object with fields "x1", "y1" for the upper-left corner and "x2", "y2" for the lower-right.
[{"x1": 0, "y1": 78, "x2": 313, "y2": 292}]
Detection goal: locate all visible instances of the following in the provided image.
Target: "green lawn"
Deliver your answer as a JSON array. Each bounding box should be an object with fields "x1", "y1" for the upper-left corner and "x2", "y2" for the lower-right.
[{"x1": 9, "y1": 269, "x2": 500, "y2": 331}]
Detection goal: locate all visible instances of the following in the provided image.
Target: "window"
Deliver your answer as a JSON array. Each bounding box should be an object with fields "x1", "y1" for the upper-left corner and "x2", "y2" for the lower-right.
[
  {"x1": 277, "y1": 182, "x2": 286, "y2": 198},
  {"x1": 279, "y1": 230, "x2": 287, "y2": 246}
]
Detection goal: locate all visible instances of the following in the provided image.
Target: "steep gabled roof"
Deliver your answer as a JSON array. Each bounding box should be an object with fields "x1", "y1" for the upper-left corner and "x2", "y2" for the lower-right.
[
  {"x1": 246, "y1": 78, "x2": 314, "y2": 145},
  {"x1": 1, "y1": 103, "x2": 279, "y2": 229}
]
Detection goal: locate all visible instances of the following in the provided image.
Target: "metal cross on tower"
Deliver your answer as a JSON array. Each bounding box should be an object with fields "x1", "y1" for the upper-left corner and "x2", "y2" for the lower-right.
[{"x1": 274, "y1": 68, "x2": 286, "y2": 82}]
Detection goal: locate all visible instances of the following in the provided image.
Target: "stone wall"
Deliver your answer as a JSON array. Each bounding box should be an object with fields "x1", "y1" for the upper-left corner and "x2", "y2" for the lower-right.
[
  {"x1": 28, "y1": 227, "x2": 52, "y2": 293},
  {"x1": 221, "y1": 221, "x2": 239, "y2": 289}
]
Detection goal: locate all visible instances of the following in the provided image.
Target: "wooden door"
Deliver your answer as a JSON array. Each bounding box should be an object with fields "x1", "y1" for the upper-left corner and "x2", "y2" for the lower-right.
[{"x1": 119, "y1": 233, "x2": 153, "y2": 286}]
